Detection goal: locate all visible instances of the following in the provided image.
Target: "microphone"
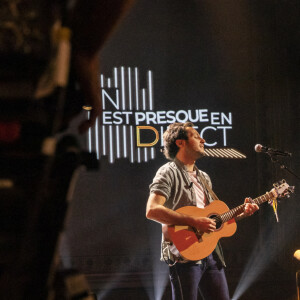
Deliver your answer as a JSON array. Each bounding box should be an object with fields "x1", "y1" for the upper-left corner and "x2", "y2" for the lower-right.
[{"x1": 254, "y1": 144, "x2": 292, "y2": 157}]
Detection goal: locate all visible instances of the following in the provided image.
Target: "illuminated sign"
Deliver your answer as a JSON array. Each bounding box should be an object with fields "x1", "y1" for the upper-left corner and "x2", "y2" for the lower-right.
[{"x1": 87, "y1": 67, "x2": 233, "y2": 163}]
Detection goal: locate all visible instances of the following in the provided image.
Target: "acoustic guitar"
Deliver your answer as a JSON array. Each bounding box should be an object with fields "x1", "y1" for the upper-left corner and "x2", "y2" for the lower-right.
[{"x1": 167, "y1": 180, "x2": 294, "y2": 261}]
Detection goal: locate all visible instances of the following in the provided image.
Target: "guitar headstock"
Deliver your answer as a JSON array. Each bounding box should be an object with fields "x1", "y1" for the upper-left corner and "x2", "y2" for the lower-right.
[{"x1": 273, "y1": 179, "x2": 295, "y2": 199}]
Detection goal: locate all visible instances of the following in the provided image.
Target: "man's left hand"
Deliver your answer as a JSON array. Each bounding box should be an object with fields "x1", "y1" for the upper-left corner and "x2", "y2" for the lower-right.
[{"x1": 243, "y1": 197, "x2": 259, "y2": 216}]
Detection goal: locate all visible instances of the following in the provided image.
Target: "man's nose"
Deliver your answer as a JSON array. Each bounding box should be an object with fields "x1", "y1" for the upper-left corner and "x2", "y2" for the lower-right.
[{"x1": 200, "y1": 137, "x2": 205, "y2": 143}]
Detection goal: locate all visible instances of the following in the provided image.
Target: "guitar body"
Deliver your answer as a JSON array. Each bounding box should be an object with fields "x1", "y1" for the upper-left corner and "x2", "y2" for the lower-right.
[
  {"x1": 168, "y1": 201, "x2": 237, "y2": 261},
  {"x1": 166, "y1": 181, "x2": 293, "y2": 261}
]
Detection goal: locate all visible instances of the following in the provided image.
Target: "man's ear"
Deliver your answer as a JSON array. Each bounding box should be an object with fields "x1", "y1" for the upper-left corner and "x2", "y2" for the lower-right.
[{"x1": 175, "y1": 139, "x2": 184, "y2": 148}]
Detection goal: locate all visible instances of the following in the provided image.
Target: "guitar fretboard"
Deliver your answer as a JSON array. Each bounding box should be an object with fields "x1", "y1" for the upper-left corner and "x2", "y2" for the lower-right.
[{"x1": 220, "y1": 190, "x2": 276, "y2": 223}]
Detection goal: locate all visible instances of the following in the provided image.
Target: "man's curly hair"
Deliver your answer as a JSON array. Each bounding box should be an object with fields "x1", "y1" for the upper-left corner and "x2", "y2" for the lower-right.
[{"x1": 163, "y1": 122, "x2": 194, "y2": 160}]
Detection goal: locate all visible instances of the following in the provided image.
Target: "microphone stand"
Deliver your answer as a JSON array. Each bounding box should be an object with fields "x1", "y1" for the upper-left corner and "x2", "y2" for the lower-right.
[
  {"x1": 268, "y1": 153, "x2": 300, "y2": 181},
  {"x1": 266, "y1": 153, "x2": 297, "y2": 223}
]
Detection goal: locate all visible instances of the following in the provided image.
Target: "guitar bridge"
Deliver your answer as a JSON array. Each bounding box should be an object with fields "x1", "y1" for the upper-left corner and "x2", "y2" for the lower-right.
[{"x1": 194, "y1": 228, "x2": 203, "y2": 241}]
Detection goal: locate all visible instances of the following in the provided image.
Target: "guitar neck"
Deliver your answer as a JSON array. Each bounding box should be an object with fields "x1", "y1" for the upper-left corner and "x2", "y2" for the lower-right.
[{"x1": 220, "y1": 190, "x2": 277, "y2": 223}]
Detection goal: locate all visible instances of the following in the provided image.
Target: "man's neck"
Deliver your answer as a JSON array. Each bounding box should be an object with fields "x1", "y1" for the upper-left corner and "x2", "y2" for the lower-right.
[{"x1": 175, "y1": 155, "x2": 195, "y2": 172}]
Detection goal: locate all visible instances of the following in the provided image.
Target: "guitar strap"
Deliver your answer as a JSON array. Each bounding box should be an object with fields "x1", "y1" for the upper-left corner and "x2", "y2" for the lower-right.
[
  {"x1": 197, "y1": 171, "x2": 227, "y2": 267},
  {"x1": 197, "y1": 171, "x2": 220, "y2": 202}
]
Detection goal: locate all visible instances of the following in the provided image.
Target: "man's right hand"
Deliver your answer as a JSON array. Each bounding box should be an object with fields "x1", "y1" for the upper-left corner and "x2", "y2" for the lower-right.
[{"x1": 192, "y1": 217, "x2": 216, "y2": 233}]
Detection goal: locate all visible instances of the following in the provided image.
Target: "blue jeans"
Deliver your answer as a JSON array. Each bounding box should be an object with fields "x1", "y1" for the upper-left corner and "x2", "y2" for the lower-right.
[{"x1": 169, "y1": 254, "x2": 230, "y2": 300}]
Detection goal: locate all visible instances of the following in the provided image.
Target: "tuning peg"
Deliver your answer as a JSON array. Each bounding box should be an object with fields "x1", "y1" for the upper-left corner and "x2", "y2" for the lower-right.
[{"x1": 289, "y1": 186, "x2": 295, "y2": 193}]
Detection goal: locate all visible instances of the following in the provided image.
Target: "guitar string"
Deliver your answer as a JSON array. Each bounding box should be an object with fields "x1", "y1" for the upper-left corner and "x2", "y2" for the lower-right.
[{"x1": 220, "y1": 192, "x2": 274, "y2": 223}]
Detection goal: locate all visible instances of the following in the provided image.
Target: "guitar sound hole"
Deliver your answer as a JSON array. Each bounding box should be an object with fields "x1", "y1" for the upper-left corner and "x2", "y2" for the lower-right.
[{"x1": 210, "y1": 215, "x2": 222, "y2": 230}]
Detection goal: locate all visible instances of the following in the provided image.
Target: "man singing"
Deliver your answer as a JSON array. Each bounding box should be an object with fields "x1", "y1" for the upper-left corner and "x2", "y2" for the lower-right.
[{"x1": 146, "y1": 122, "x2": 259, "y2": 300}]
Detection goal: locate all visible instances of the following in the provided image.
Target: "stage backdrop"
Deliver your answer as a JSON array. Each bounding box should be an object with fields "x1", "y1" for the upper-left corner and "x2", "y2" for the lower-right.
[{"x1": 60, "y1": 1, "x2": 300, "y2": 299}]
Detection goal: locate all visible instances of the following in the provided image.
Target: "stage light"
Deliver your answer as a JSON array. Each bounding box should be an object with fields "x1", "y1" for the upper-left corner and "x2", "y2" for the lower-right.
[
  {"x1": 232, "y1": 201, "x2": 298, "y2": 300},
  {"x1": 294, "y1": 250, "x2": 300, "y2": 261},
  {"x1": 150, "y1": 258, "x2": 169, "y2": 300},
  {"x1": 96, "y1": 272, "x2": 125, "y2": 300},
  {"x1": 294, "y1": 250, "x2": 300, "y2": 300},
  {"x1": 231, "y1": 234, "x2": 276, "y2": 300},
  {"x1": 143, "y1": 222, "x2": 169, "y2": 300}
]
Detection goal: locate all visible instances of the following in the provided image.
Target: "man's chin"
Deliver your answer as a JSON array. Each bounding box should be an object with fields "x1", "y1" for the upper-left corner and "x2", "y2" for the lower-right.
[{"x1": 197, "y1": 150, "x2": 205, "y2": 159}]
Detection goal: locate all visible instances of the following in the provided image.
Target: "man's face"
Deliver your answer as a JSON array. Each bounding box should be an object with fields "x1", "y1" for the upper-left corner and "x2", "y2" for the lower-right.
[{"x1": 184, "y1": 127, "x2": 206, "y2": 159}]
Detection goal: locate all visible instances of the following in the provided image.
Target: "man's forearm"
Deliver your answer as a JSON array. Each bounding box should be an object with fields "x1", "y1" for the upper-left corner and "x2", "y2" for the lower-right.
[
  {"x1": 146, "y1": 204, "x2": 196, "y2": 227},
  {"x1": 70, "y1": 0, "x2": 135, "y2": 56}
]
